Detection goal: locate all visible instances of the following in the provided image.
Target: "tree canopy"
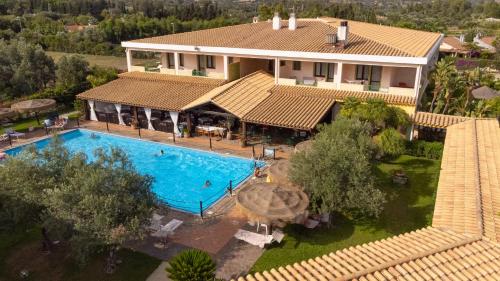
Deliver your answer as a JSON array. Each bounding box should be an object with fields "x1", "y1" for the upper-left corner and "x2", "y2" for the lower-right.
[
  {"x1": 339, "y1": 98, "x2": 410, "y2": 131},
  {"x1": 0, "y1": 137, "x2": 157, "y2": 267},
  {"x1": 289, "y1": 118, "x2": 386, "y2": 218}
]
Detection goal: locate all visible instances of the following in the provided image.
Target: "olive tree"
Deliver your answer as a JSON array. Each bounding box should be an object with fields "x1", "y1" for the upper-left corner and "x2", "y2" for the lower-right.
[
  {"x1": 0, "y1": 137, "x2": 157, "y2": 271},
  {"x1": 289, "y1": 118, "x2": 386, "y2": 218}
]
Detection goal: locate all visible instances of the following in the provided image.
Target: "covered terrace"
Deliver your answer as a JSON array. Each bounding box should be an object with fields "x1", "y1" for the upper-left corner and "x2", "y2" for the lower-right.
[
  {"x1": 77, "y1": 72, "x2": 225, "y2": 137},
  {"x1": 78, "y1": 70, "x2": 419, "y2": 147}
]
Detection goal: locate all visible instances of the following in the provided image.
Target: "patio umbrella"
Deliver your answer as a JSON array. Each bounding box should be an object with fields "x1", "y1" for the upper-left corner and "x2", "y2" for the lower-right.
[
  {"x1": 471, "y1": 86, "x2": 499, "y2": 100},
  {"x1": 0, "y1": 108, "x2": 16, "y2": 119},
  {"x1": 267, "y1": 160, "x2": 298, "y2": 189},
  {"x1": 236, "y1": 182, "x2": 309, "y2": 226},
  {"x1": 11, "y1": 99, "x2": 56, "y2": 124},
  {"x1": 294, "y1": 139, "x2": 313, "y2": 154}
]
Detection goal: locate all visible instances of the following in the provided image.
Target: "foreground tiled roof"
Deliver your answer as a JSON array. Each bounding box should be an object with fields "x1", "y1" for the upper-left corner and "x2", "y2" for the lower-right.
[
  {"x1": 235, "y1": 227, "x2": 500, "y2": 281},
  {"x1": 412, "y1": 111, "x2": 470, "y2": 128},
  {"x1": 236, "y1": 119, "x2": 500, "y2": 281},
  {"x1": 128, "y1": 18, "x2": 441, "y2": 57},
  {"x1": 433, "y1": 119, "x2": 500, "y2": 243},
  {"x1": 77, "y1": 72, "x2": 224, "y2": 111},
  {"x1": 241, "y1": 87, "x2": 336, "y2": 130}
]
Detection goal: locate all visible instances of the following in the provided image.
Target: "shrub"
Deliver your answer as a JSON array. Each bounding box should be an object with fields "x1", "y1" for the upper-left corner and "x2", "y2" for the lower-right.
[
  {"x1": 166, "y1": 249, "x2": 216, "y2": 281},
  {"x1": 406, "y1": 140, "x2": 444, "y2": 160},
  {"x1": 377, "y1": 128, "x2": 406, "y2": 159}
]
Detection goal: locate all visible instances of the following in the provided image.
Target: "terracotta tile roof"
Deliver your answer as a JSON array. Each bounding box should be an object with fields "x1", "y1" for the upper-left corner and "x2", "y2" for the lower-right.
[
  {"x1": 241, "y1": 86, "x2": 336, "y2": 130},
  {"x1": 433, "y1": 119, "x2": 500, "y2": 242},
  {"x1": 475, "y1": 119, "x2": 500, "y2": 243},
  {"x1": 269, "y1": 85, "x2": 416, "y2": 106},
  {"x1": 212, "y1": 71, "x2": 275, "y2": 118},
  {"x1": 128, "y1": 18, "x2": 441, "y2": 58},
  {"x1": 77, "y1": 72, "x2": 224, "y2": 112},
  {"x1": 235, "y1": 227, "x2": 500, "y2": 281},
  {"x1": 412, "y1": 111, "x2": 470, "y2": 128},
  {"x1": 480, "y1": 36, "x2": 496, "y2": 46},
  {"x1": 440, "y1": 36, "x2": 468, "y2": 53}
]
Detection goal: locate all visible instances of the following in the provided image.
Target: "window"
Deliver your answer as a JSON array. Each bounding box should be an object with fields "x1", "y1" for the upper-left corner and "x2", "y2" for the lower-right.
[
  {"x1": 206, "y1": 56, "x2": 215, "y2": 69},
  {"x1": 268, "y1": 60, "x2": 274, "y2": 73},
  {"x1": 293, "y1": 61, "x2": 301, "y2": 71},
  {"x1": 197, "y1": 55, "x2": 216, "y2": 70},
  {"x1": 355, "y1": 65, "x2": 370, "y2": 80},
  {"x1": 314, "y1": 62, "x2": 327, "y2": 77},
  {"x1": 179, "y1": 54, "x2": 184, "y2": 67},
  {"x1": 355, "y1": 65, "x2": 382, "y2": 91},
  {"x1": 228, "y1": 57, "x2": 234, "y2": 64},
  {"x1": 280, "y1": 60, "x2": 286, "y2": 67},
  {"x1": 167, "y1": 53, "x2": 175, "y2": 69}
]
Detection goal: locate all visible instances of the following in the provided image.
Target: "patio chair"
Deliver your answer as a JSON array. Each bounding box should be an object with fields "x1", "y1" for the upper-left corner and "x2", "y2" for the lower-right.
[
  {"x1": 0, "y1": 134, "x2": 9, "y2": 143},
  {"x1": 5, "y1": 128, "x2": 25, "y2": 139},
  {"x1": 147, "y1": 213, "x2": 165, "y2": 232},
  {"x1": 271, "y1": 229, "x2": 285, "y2": 244}
]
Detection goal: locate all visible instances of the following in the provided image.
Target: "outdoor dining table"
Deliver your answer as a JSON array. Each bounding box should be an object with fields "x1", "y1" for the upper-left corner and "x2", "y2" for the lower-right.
[{"x1": 196, "y1": 125, "x2": 226, "y2": 137}]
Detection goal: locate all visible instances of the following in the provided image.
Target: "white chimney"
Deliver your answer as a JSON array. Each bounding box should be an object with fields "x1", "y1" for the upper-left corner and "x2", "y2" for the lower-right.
[
  {"x1": 252, "y1": 16, "x2": 259, "y2": 23},
  {"x1": 337, "y1": 21, "x2": 349, "y2": 45},
  {"x1": 272, "y1": 12, "x2": 281, "y2": 30},
  {"x1": 288, "y1": 13, "x2": 296, "y2": 31}
]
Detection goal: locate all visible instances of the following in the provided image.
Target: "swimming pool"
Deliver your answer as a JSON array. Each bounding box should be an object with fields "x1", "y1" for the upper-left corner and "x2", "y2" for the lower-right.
[{"x1": 5, "y1": 129, "x2": 261, "y2": 214}]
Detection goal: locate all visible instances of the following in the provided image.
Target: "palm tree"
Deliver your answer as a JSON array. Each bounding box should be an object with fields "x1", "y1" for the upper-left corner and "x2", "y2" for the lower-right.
[
  {"x1": 461, "y1": 68, "x2": 482, "y2": 114},
  {"x1": 430, "y1": 57, "x2": 456, "y2": 113},
  {"x1": 442, "y1": 74, "x2": 463, "y2": 115}
]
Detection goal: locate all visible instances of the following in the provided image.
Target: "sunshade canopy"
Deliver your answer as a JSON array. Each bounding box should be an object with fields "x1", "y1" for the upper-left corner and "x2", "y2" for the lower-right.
[
  {"x1": 268, "y1": 160, "x2": 296, "y2": 189},
  {"x1": 236, "y1": 182, "x2": 309, "y2": 223},
  {"x1": 11, "y1": 99, "x2": 56, "y2": 113},
  {"x1": 0, "y1": 108, "x2": 16, "y2": 119},
  {"x1": 471, "y1": 86, "x2": 499, "y2": 100}
]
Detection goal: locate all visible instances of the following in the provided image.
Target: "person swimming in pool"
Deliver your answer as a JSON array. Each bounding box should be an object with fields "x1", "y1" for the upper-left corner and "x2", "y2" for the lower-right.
[
  {"x1": 90, "y1": 133, "x2": 97, "y2": 139},
  {"x1": 155, "y1": 149, "x2": 165, "y2": 157},
  {"x1": 203, "y1": 180, "x2": 211, "y2": 188}
]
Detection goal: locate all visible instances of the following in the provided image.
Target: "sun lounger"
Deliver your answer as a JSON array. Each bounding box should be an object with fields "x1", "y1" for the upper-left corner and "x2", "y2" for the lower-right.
[
  {"x1": 234, "y1": 229, "x2": 273, "y2": 248},
  {"x1": 151, "y1": 219, "x2": 183, "y2": 238}
]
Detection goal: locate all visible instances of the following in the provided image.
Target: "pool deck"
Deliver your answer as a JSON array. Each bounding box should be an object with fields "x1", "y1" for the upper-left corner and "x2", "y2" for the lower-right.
[
  {"x1": 1, "y1": 120, "x2": 292, "y2": 160},
  {"x1": 1, "y1": 120, "x2": 293, "y2": 280}
]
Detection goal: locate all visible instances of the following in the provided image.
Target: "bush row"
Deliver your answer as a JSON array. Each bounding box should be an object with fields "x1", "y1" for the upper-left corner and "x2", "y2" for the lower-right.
[{"x1": 406, "y1": 140, "x2": 444, "y2": 160}]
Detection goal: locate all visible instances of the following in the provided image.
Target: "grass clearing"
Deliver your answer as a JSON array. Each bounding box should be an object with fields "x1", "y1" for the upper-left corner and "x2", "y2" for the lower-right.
[{"x1": 251, "y1": 155, "x2": 441, "y2": 272}]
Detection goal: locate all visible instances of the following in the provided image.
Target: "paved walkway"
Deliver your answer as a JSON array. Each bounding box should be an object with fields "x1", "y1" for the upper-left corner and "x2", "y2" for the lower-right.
[{"x1": 146, "y1": 262, "x2": 170, "y2": 281}]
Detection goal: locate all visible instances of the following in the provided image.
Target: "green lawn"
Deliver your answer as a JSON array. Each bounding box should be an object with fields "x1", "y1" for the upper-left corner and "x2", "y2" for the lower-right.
[
  {"x1": 0, "y1": 228, "x2": 160, "y2": 281},
  {"x1": 46, "y1": 51, "x2": 152, "y2": 71},
  {"x1": 0, "y1": 118, "x2": 42, "y2": 134},
  {"x1": 251, "y1": 155, "x2": 441, "y2": 272}
]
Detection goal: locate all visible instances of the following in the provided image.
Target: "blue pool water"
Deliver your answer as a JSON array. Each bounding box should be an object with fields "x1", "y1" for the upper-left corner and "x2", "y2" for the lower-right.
[{"x1": 5, "y1": 129, "x2": 261, "y2": 213}]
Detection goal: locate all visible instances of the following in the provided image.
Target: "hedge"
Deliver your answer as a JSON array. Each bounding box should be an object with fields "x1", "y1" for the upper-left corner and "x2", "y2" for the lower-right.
[{"x1": 406, "y1": 140, "x2": 444, "y2": 160}]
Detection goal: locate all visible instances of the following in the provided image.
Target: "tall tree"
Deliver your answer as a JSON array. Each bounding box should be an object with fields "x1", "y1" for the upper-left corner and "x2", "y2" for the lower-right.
[
  {"x1": 289, "y1": 118, "x2": 385, "y2": 218},
  {"x1": 430, "y1": 57, "x2": 455, "y2": 113},
  {"x1": 56, "y1": 54, "x2": 90, "y2": 92}
]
